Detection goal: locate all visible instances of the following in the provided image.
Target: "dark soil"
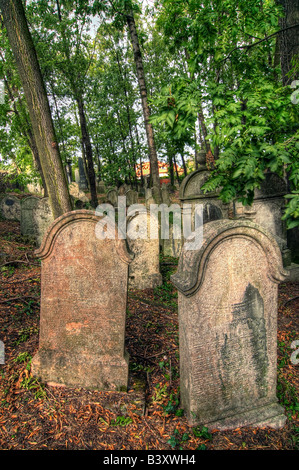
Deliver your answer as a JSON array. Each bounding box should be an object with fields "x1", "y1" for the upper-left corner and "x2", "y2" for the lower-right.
[{"x1": 0, "y1": 218, "x2": 298, "y2": 452}]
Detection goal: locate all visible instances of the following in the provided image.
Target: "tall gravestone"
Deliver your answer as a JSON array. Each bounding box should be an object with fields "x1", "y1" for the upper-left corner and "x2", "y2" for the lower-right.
[
  {"x1": 171, "y1": 218, "x2": 288, "y2": 430},
  {"x1": 20, "y1": 197, "x2": 54, "y2": 246},
  {"x1": 127, "y1": 209, "x2": 162, "y2": 290},
  {"x1": 31, "y1": 210, "x2": 132, "y2": 391},
  {"x1": 78, "y1": 157, "x2": 88, "y2": 191}
]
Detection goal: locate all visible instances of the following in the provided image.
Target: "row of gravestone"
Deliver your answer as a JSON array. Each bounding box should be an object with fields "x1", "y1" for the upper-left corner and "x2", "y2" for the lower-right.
[
  {"x1": 29, "y1": 209, "x2": 288, "y2": 431},
  {"x1": 0, "y1": 194, "x2": 162, "y2": 291},
  {"x1": 106, "y1": 184, "x2": 171, "y2": 208}
]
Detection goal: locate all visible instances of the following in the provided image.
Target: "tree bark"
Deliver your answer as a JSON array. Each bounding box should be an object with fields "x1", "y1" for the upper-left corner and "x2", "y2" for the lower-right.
[
  {"x1": 0, "y1": 0, "x2": 72, "y2": 219},
  {"x1": 126, "y1": 10, "x2": 161, "y2": 203},
  {"x1": 76, "y1": 96, "x2": 98, "y2": 208},
  {"x1": 277, "y1": 0, "x2": 299, "y2": 85}
]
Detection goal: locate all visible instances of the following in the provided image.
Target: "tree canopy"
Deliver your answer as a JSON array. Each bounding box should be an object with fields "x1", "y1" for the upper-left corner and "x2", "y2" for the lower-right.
[{"x1": 0, "y1": 0, "x2": 298, "y2": 226}]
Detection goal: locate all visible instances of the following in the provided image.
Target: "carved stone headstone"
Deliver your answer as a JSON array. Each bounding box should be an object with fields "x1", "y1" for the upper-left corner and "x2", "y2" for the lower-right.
[
  {"x1": 171, "y1": 219, "x2": 288, "y2": 430},
  {"x1": 31, "y1": 210, "x2": 132, "y2": 391},
  {"x1": 125, "y1": 189, "x2": 138, "y2": 207},
  {"x1": 106, "y1": 188, "x2": 118, "y2": 207},
  {"x1": 127, "y1": 209, "x2": 162, "y2": 290},
  {"x1": 0, "y1": 195, "x2": 21, "y2": 221},
  {"x1": 20, "y1": 197, "x2": 54, "y2": 246}
]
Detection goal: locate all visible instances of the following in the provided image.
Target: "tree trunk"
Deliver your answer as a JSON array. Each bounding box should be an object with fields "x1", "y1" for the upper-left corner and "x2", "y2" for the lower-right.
[
  {"x1": 76, "y1": 96, "x2": 98, "y2": 208},
  {"x1": 0, "y1": 0, "x2": 72, "y2": 219},
  {"x1": 277, "y1": 0, "x2": 299, "y2": 85},
  {"x1": 126, "y1": 10, "x2": 161, "y2": 203}
]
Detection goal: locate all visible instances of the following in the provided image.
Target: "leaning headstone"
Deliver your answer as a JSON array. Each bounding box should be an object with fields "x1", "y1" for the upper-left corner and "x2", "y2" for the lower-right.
[
  {"x1": 171, "y1": 218, "x2": 288, "y2": 430},
  {"x1": 127, "y1": 209, "x2": 162, "y2": 290},
  {"x1": 69, "y1": 182, "x2": 89, "y2": 203},
  {"x1": 31, "y1": 210, "x2": 132, "y2": 391},
  {"x1": 0, "y1": 195, "x2": 21, "y2": 221},
  {"x1": 20, "y1": 197, "x2": 54, "y2": 246}
]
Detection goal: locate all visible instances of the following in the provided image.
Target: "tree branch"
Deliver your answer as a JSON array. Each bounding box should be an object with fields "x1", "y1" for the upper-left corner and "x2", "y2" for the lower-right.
[{"x1": 222, "y1": 23, "x2": 299, "y2": 63}]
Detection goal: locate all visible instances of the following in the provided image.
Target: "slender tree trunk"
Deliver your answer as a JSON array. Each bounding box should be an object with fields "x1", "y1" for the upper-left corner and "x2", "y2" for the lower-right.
[
  {"x1": 126, "y1": 10, "x2": 161, "y2": 203},
  {"x1": 0, "y1": 0, "x2": 72, "y2": 218},
  {"x1": 135, "y1": 124, "x2": 144, "y2": 186},
  {"x1": 180, "y1": 153, "x2": 188, "y2": 177},
  {"x1": 76, "y1": 96, "x2": 98, "y2": 208},
  {"x1": 2, "y1": 70, "x2": 48, "y2": 196},
  {"x1": 115, "y1": 48, "x2": 138, "y2": 185},
  {"x1": 173, "y1": 154, "x2": 180, "y2": 183}
]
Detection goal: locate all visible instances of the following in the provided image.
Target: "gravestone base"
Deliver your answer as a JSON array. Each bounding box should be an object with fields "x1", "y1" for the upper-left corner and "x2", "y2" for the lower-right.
[
  {"x1": 32, "y1": 349, "x2": 129, "y2": 392},
  {"x1": 187, "y1": 402, "x2": 286, "y2": 431},
  {"x1": 129, "y1": 273, "x2": 162, "y2": 290},
  {"x1": 284, "y1": 263, "x2": 299, "y2": 282}
]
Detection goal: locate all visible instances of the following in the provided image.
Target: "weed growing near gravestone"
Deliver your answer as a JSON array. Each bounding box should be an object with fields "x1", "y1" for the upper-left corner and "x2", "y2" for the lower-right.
[
  {"x1": 110, "y1": 416, "x2": 133, "y2": 427},
  {"x1": 167, "y1": 428, "x2": 190, "y2": 449}
]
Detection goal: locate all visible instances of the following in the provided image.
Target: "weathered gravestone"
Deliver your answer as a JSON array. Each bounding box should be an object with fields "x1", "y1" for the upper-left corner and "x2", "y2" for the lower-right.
[
  {"x1": 106, "y1": 188, "x2": 118, "y2": 207},
  {"x1": 127, "y1": 208, "x2": 162, "y2": 290},
  {"x1": 233, "y1": 172, "x2": 292, "y2": 268},
  {"x1": 77, "y1": 157, "x2": 88, "y2": 191},
  {"x1": 0, "y1": 195, "x2": 21, "y2": 221},
  {"x1": 69, "y1": 182, "x2": 89, "y2": 203},
  {"x1": 125, "y1": 189, "x2": 138, "y2": 207},
  {"x1": 171, "y1": 218, "x2": 288, "y2": 430},
  {"x1": 179, "y1": 151, "x2": 228, "y2": 230},
  {"x1": 162, "y1": 224, "x2": 183, "y2": 258},
  {"x1": 118, "y1": 184, "x2": 129, "y2": 196},
  {"x1": 31, "y1": 210, "x2": 132, "y2": 391},
  {"x1": 20, "y1": 197, "x2": 54, "y2": 246},
  {"x1": 145, "y1": 188, "x2": 155, "y2": 209},
  {"x1": 233, "y1": 172, "x2": 288, "y2": 241},
  {"x1": 161, "y1": 184, "x2": 171, "y2": 205},
  {"x1": 97, "y1": 180, "x2": 106, "y2": 194}
]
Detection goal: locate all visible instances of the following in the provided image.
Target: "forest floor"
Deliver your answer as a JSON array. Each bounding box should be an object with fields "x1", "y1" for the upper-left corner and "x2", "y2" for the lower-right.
[{"x1": 0, "y1": 217, "x2": 298, "y2": 453}]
